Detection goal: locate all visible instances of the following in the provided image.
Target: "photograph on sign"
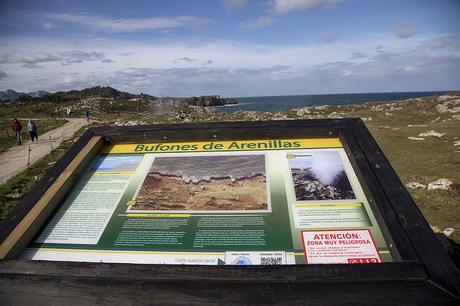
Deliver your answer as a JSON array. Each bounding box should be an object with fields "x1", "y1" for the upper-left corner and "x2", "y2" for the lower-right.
[
  {"x1": 91, "y1": 155, "x2": 143, "y2": 172},
  {"x1": 288, "y1": 151, "x2": 355, "y2": 201},
  {"x1": 131, "y1": 155, "x2": 268, "y2": 212}
]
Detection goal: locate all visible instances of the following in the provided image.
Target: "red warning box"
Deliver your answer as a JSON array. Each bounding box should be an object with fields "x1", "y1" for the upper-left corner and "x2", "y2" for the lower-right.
[{"x1": 301, "y1": 229, "x2": 382, "y2": 264}]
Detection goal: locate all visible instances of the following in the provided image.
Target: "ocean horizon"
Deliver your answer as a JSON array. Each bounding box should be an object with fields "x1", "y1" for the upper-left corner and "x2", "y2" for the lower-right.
[{"x1": 216, "y1": 90, "x2": 459, "y2": 113}]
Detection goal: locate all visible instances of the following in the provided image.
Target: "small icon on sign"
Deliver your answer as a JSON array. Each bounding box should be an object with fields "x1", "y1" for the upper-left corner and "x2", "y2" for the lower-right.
[{"x1": 231, "y1": 256, "x2": 252, "y2": 265}]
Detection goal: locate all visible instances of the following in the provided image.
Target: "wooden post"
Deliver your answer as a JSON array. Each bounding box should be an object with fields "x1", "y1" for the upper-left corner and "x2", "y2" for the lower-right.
[{"x1": 27, "y1": 145, "x2": 31, "y2": 168}]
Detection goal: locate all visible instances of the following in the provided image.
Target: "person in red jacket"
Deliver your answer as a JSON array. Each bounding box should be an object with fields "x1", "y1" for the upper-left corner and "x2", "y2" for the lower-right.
[{"x1": 10, "y1": 118, "x2": 23, "y2": 145}]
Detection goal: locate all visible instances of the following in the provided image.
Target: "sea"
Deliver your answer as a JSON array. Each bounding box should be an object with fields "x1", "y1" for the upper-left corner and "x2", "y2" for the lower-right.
[{"x1": 216, "y1": 91, "x2": 456, "y2": 113}]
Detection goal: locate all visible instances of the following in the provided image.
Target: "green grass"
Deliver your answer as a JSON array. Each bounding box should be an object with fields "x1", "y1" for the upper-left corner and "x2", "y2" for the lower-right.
[
  {"x1": 367, "y1": 120, "x2": 460, "y2": 240},
  {"x1": 0, "y1": 118, "x2": 68, "y2": 152}
]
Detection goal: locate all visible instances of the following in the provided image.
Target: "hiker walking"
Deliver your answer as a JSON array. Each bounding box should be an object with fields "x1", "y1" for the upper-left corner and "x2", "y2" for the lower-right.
[
  {"x1": 27, "y1": 119, "x2": 38, "y2": 142},
  {"x1": 66, "y1": 107, "x2": 72, "y2": 118},
  {"x1": 10, "y1": 118, "x2": 23, "y2": 145},
  {"x1": 84, "y1": 110, "x2": 90, "y2": 122}
]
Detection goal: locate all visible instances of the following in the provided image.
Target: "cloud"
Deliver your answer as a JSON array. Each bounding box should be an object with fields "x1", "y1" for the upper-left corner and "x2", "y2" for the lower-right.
[
  {"x1": 0, "y1": 50, "x2": 112, "y2": 67},
  {"x1": 21, "y1": 63, "x2": 43, "y2": 69},
  {"x1": 223, "y1": 0, "x2": 248, "y2": 12},
  {"x1": 42, "y1": 21, "x2": 56, "y2": 29},
  {"x1": 0, "y1": 52, "x2": 60, "y2": 66},
  {"x1": 0, "y1": 70, "x2": 7, "y2": 80},
  {"x1": 241, "y1": 0, "x2": 344, "y2": 30},
  {"x1": 175, "y1": 57, "x2": 196, "y2": 63},
  {"x1": 271, "y1": 0, "x2": 345, "y2": 15},
  {"x1": 102, "y1": 59, "x2": 115, "y2": 64},
  {"x1": 60, "y1": 50, "x2": 105, "y2": 64},
  {"x1": 420, "y1": 34, "x2": 460, "y2": 49},
  {"x1": 350, "y1": 52, "x2": 366, "y2": 60},
  {"x1": 393, "y1": 23, "x2": 416, "y2": 39},
  {"x1": 43, "y1": 12, "x2": 210, "y2": 33},
  {"x1": 318, "y1": 34, "x2": 337, "y2": 44},
  {"x1": 202, "y1": 60, "x2": 213, "y2": 65},
  {"x1": 240, "y1": 16, "x2": 275, "y2": 30}
]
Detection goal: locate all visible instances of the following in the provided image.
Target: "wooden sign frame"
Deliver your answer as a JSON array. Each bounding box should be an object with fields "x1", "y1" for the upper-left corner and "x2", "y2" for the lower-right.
[{"x1": 0, "y1": 119, "x2": 459, "y2": 305}]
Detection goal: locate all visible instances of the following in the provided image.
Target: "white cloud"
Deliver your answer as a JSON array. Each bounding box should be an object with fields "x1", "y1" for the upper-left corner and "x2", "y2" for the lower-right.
[
  {"x1": 271, "y1": 0, "x2": 345, "y2": 15},
  {"x1": 43, "y1": 12, "x2": 210, "y2": 33},
  {"x1": 0, "y1": 50, "x2": 112, "y2": 67},
  {"x1": 393, "y1": 23, "x2": 416, "y2": 39},
  {"x1": 223, "y1": 0, "x2": 248, "y2": 12},
  {"x1": 241, "y1": 0, "x2": 344, "y2": 30},
  {"x1": 42, "y1": 21, "x2": 56, "y2": 29},
  {"x1": 420, "y1": 34, "x2": 460, "y2": 49},
  {"x1": 240, "y1": 16, "x2": 275, "y2": 30}
]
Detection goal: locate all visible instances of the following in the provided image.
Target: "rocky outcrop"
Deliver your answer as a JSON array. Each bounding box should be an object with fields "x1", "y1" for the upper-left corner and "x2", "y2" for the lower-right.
[
  {"x1": 436, "y1": 98, "x2": 460, "y2": 114},
  {"x1": 406, "y1": 182, "x2": 427, "y2": 190},
  {"x1": 418, "y1": 130, "x2": 446, "y2": 138},
  {"x1": 427, "y1": 178, "x2": 453, "y2": 191},
  {"x1": 186, "y1": 95, "x2": 237, "y2": 107},
  {"x1": 406, "y1": 179, "x2": 453, "y2": 191}
]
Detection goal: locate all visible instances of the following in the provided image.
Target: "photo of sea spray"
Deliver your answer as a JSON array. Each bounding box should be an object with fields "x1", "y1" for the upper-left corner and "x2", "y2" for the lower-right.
[
  {"x1": 288, "y1": 151, "x2": 355, "y2": 201},
  {"x1": 133, "y1": 155, "x2": 268, "y2": 211}
]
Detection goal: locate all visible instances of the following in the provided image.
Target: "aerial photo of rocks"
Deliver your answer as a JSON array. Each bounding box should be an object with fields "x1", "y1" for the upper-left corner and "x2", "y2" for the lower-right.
[
  {"x1": 289, "y1": 151, "x2": 355, "y2": 201},
  {"x1": 133, "y1": 155, "x2": 267, "y2": 211}
]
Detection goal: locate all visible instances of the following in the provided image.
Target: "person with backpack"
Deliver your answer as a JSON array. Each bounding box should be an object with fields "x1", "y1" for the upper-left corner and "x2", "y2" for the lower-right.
[{"x1": 10, "y1": 118, "x2": 23, "y2": 145}]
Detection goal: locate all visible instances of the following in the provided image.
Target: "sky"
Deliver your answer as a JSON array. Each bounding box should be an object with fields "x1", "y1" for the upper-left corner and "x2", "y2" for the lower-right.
[{"x1": 0, "y1": 0, "x2": 459, "y2": 97}]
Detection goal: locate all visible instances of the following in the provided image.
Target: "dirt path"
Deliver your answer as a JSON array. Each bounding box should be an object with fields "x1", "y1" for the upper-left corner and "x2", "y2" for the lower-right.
[{"x1": 0, "y1": 118, "x2": 90, "y2": 184}]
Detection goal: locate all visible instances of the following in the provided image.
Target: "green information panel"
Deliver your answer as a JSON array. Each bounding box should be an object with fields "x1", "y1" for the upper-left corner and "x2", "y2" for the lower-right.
[{"x1": 22, "y1": 138, "x2": 393, "y2": 265}]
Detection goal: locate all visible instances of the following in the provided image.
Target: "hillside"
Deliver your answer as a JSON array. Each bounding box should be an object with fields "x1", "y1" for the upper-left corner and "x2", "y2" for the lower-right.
[
  {"x1": 0, "y1": 89, "x2": 49, "y2": 102},
  {"x1": 0, "y1": 86, "x2": 156, "y2": 102}
]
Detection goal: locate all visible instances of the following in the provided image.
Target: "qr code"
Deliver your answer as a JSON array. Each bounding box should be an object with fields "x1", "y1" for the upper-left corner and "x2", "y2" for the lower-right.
[{"x1": 260, "y1": 257, "x2": 283, "y2": 265}]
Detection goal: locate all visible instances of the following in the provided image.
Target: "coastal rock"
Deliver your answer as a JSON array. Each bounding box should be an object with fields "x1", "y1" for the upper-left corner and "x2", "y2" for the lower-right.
[
  {"x1": 427, "y1": 178, "x2": 453, "y2": 191},
  {"x1": 390, "y1": 105, "x2": 403, "y2": 111},
  {"x1": 370, "y1": 105, "x2": 383, "y2": 112},
  {"x1": 406, "y1": 182, "x2": 427, "y2": 190},
  {"x1": 408, "y1": 137, "x2": 425, "y2": 141},
  {"x1": 296, "y1": 108, "x2": 311, "y2": 116},
  {"x1": 418, "y1": 130, "x2": 445, "y2": 138},
  {"x1": 314, "y1": 105, "x2": 328, "y2": 111},
  {"x1": 436, "y1": 99, "x2": 460, "y2": 114},
  {"x1": 443, "y1": 228, "x2": 455, "y2": 238},
  {"x1": 438, "y1": 95, "x2": 458, "y2": 101},
  {"x1": 186, "y1": 95, "x2": 236, "y2": 107}
]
